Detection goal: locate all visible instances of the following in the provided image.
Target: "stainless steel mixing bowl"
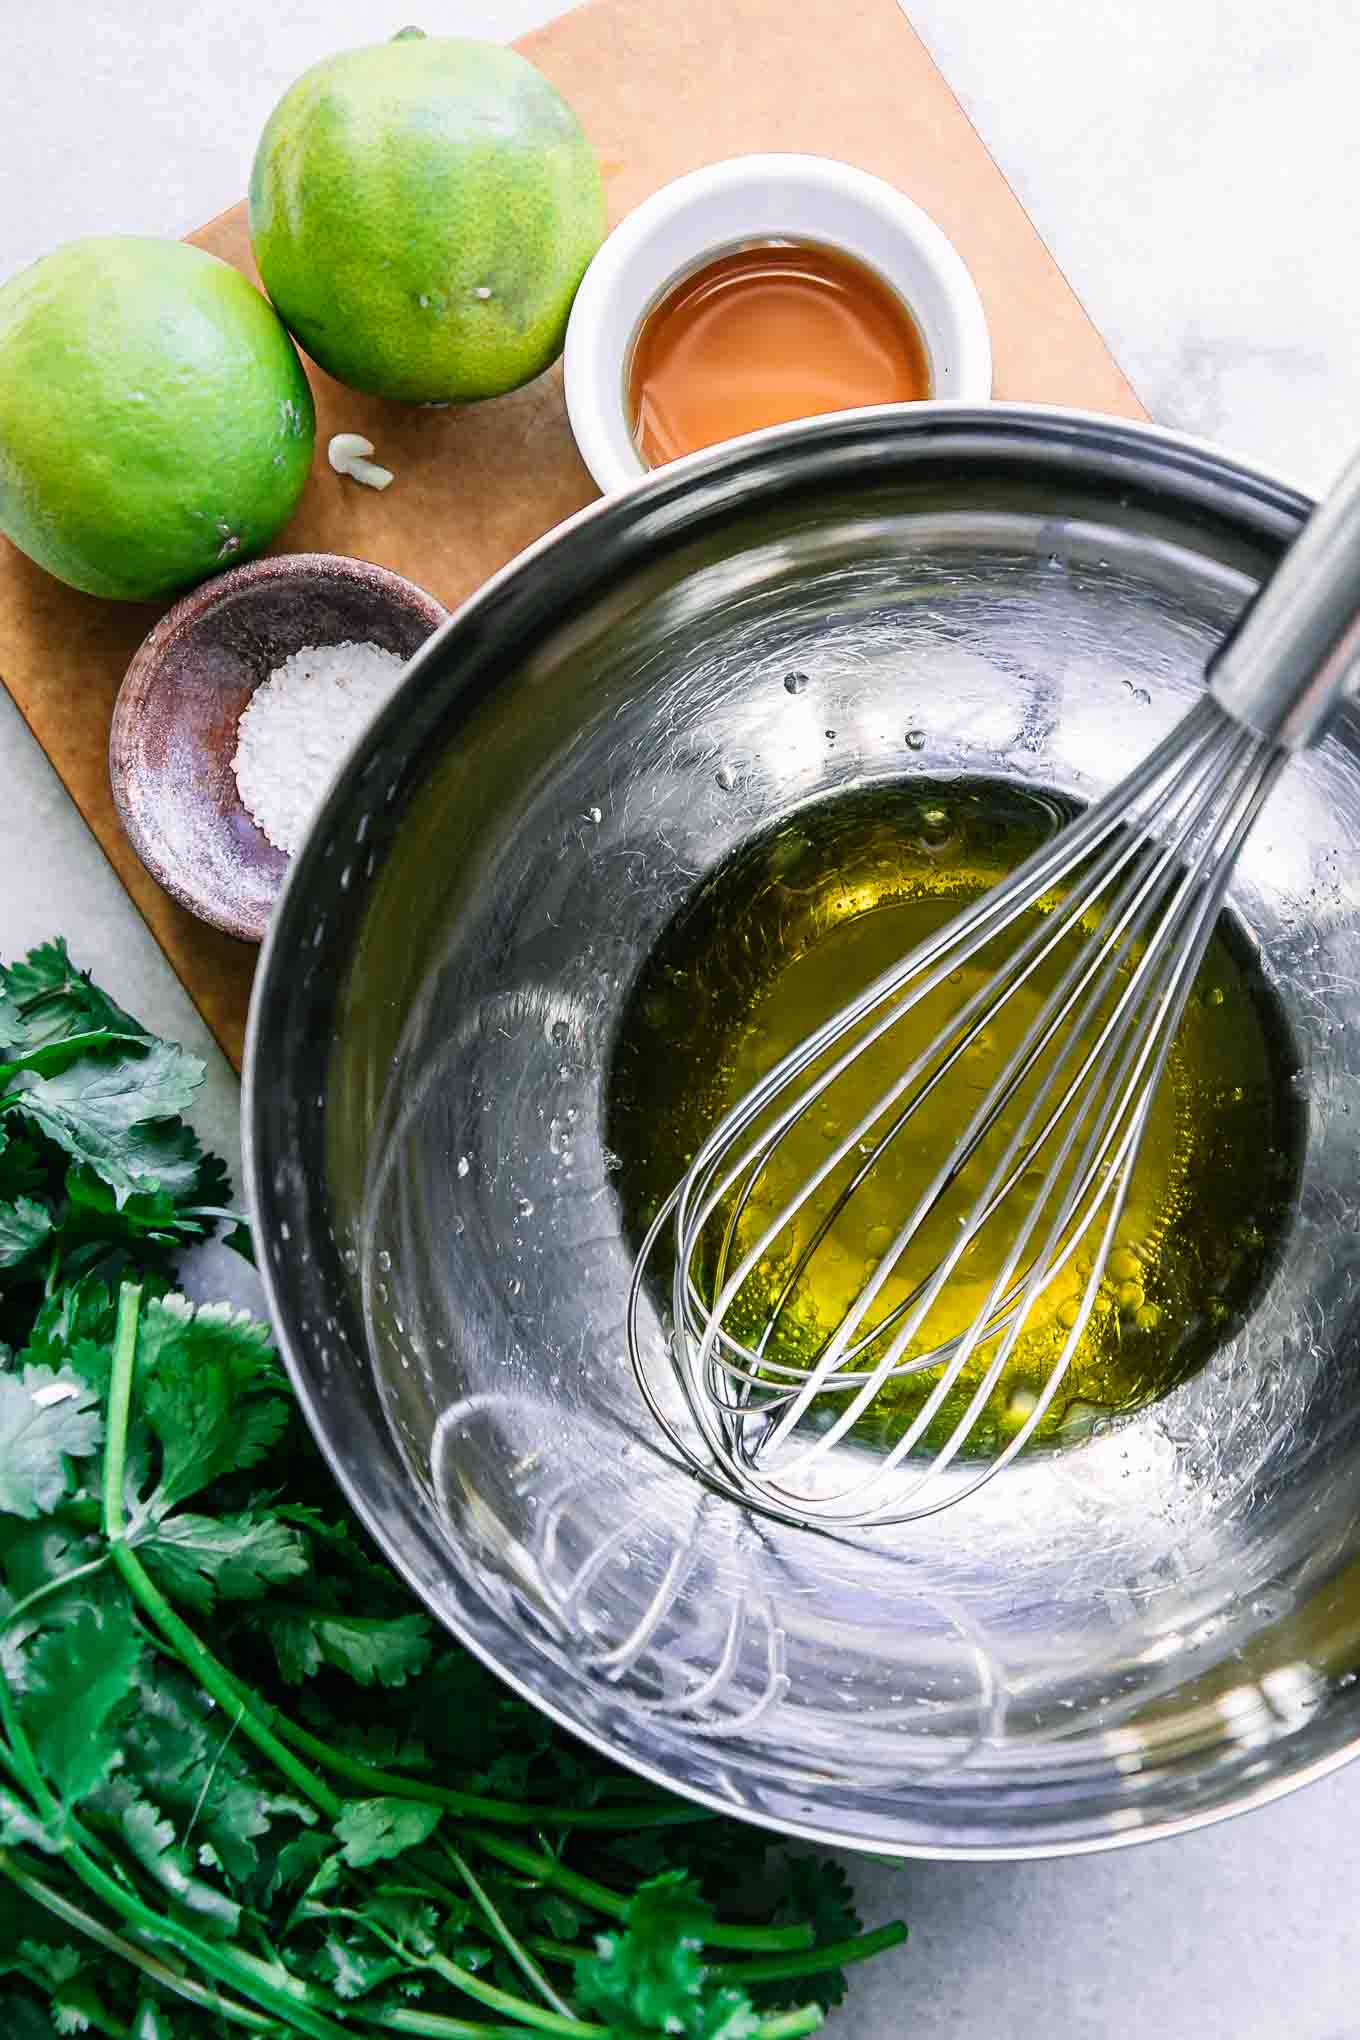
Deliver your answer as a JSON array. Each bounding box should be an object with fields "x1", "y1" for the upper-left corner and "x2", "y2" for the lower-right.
[{"x1": 247, "y1": 405, "x2": 1360, "y2": 1859}]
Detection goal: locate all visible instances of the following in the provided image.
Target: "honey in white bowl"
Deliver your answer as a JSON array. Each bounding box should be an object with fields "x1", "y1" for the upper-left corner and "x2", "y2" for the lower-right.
[{"x1": 626, "y1": 240, "x2": 932, "y2": 467}]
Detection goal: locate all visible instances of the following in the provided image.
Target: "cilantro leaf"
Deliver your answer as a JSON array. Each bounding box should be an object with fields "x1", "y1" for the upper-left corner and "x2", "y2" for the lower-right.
[
  {"x1": 352, "y1": 1894, "x2": 440, "y2": 1959},
  {"x1": 0, "y1": 941, "x2": 144, "y2": 1054},
  {"x1": 120, "y1": 1660, "x2": 313, "y2": 1887},
  {"x1": 139, "y1": 1509, "x2": 310, "y2": 1612},
  {"x1": 92, "y1": 1778, "x2": 241, "y2": 1936},
  {"x1": 0, "y1": 1783, "x2": 60, "y2": 1854},
  {"x1": 8, "y1": 1942, "x2": 116, "y2": 2040},
  {"x1": 5, "y1": 1040, "x2": 206, "y2": 1206},
  {"x1": 131, "y1": 2000, "x2": 183, "y2": 2040},
  {"x1": 18, "y1": 1600, "x2": 142, "y2": 1805},
  {"x1": 335, "y1": 1797, "x2": 442, "y2": 1868},
  {"x1": 0, "y1": 1366, "x2": 102, "y2": 1519},
  {"x1": 136, "y1": 1295, "x2": 286, "y2": 1508},
  {"x1": 577, "y1": 1873, "x2": 711, "y2": 2033},
  {"x1": 691, "y1": 1991, "x2": 761, "y2": 2040},
  {"x1": 0, "y1": 1516, "x2": 106, "y2": 1624},
  {"x1": 55, "y1": 1975, "x2": 122, "y2": 2034},
  {"x1": 0, "y1": 1197, "x2": 52, "y2": 1270},
  {"x1": 0, "y1": 1130, "x2": 46, "y2": 1204},
  {"x1": 264, "y1": 1831, "x2": 334, "y2": 1905},
  {"x1": 261, "y1": 1605, "x2": 433, "y2": 1688},
  {"x1": 310, "y1": 1934, "x2": 409, "y2": 2001},
  {"x1": 19, "y1": 1278, "x2": 119, "y2": 1370},
  {"x1": 63, "y1": 1165, "x2": 218, "y2": 1253},
  {"x1": 576, "y1": 1874, "x2": 767, "y2": 2040},
  {"x1": 11, "y1": 1941, "x2": 81, "y2": 1991}
]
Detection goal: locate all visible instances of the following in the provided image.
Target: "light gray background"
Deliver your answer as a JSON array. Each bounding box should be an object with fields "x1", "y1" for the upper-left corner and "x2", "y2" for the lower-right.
[{"x1": 4, "y1": 5, "x2": 1360, "y2": 2033}]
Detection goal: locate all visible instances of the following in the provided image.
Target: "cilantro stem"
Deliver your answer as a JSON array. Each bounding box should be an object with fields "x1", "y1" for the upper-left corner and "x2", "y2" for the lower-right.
[
  {"x1": 3, "y1": 1837, "x2": 352, "y2": 2040},
  {"x1": 465, "y1": 1830, "x2": 815, "y2": 1950},
  {"x1": 709, "y1": 1920, "x2": 910, "y2": 1983},
  {"x1": 370, "y1": 2016, "x2": 532, "y2": 2037},
  {"x1": 103, "y1": 1282, "x2": 344, "y2": 1822},
  {"x1": 463, "y1": 1830, "x2": 632, "y2": 1921},
  {"x1": 754, "y1": 2011, "x2": 824, "y2": 2039},
  {"x1": 0, "y1": 1631, "x2": 55, "y2": 1816},
  {"x1": 0, "y1": 1551, "x2": 111, "y2": 1632},
  {"x1": 269, "y1": 1713, "x2": 709, "y2": 1830},
  {"x1": 1, "y1": 1846, "x2": 278, "y2": 2032},
  {"x1": 101, "y1": 1280, "x2": 139, "y2": 1536},
  {"x1": 444, "y1": 1844, "x2": 577, "y2": 2019},
  {"x1": 421, "y1": 1950, "x2": 602, "y2": 2037},
  {"x1": 528, "y1": 1922, "x2": 907, "y2": 1983}
]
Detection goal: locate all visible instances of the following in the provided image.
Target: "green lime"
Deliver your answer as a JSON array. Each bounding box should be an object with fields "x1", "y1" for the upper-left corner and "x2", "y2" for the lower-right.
[
  {"x1": 0, "y1": 237, "x2": 314, "y2": 603},
  {"x1": 248, "y1": 34, "x2": 605, "y2": 403}
]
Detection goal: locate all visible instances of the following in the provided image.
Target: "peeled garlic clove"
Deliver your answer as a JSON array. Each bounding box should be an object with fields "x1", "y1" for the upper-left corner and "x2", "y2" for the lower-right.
[{"x1": 327, "y1": 432, "x2": 394, "y2": 491}]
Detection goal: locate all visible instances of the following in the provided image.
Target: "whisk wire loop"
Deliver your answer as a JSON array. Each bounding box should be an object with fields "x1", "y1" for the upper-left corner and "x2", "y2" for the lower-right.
[{"x1": 630, "y1": 692, "x2": 1291, "y2": 1529}]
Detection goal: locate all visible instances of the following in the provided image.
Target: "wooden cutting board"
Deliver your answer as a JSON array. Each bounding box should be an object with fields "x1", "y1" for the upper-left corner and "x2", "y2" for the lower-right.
[{"x1": 0, "y1": 0, "x2": 1145, "y2": 1072}]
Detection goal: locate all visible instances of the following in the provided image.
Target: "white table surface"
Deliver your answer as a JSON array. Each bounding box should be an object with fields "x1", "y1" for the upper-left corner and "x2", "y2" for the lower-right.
[{"x1": 6, "y1": 4, "x2": 1360, "y2": 2033}]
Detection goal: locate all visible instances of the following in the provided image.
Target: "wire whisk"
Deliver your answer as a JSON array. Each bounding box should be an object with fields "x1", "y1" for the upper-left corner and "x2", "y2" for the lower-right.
[{"x1": 628, "y1": 447, "x2": 1360, "y2": 1530}]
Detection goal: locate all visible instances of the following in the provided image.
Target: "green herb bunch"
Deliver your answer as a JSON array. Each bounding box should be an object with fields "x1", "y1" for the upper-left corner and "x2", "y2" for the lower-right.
[{"x1": 0, "y1": 943, "x2": 905, "y2": 2037}]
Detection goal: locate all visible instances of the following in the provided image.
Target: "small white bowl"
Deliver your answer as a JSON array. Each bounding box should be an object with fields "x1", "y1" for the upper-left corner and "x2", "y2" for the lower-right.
[{"x1": 564, "y1": 153, "x2": 992, "y2": 496}]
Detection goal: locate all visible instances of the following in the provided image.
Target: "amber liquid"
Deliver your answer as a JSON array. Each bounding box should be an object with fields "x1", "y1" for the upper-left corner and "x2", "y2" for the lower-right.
[{"x1": 627, "y1": 240, "x2": 932, "y2": 467}]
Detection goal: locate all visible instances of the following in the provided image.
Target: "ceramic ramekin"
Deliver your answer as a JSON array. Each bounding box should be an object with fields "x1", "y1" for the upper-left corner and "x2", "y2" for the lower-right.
[{"x1": 563, "y1": 152, "x2": 993, "y2": 494}]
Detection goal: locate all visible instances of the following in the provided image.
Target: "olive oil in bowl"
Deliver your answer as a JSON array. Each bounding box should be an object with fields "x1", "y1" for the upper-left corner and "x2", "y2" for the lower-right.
[{"x1": 608, "y1": 778, "x2": 1303, "y2": 1456}]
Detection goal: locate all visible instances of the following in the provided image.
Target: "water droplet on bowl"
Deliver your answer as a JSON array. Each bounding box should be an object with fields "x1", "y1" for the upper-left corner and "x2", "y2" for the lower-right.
[
  {"x1": 905, "y1": 728, "x2": 926, "y2": 751},
  {"x1": 784, "y1": 670, "x2": 809, "y2": 694}
]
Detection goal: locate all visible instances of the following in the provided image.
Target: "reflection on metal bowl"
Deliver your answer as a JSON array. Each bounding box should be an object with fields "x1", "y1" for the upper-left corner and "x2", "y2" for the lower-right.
[{"x1": 246, "y1": 405, "x2": 1360, "y2": 1860}]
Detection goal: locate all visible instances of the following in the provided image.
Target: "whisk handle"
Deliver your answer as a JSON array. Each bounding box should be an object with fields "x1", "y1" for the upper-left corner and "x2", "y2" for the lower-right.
[{"x1": 1209, "y1": 444, "x2": 1360, "y2": 749}]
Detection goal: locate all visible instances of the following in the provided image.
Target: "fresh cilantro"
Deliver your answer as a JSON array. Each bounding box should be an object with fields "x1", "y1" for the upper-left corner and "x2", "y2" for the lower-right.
[
  {"x1": 136, "y1": 1294, "x2": 286, "y2": 1509},
  {"x1": 335, "y1": 1796, "x2": 443, "y2": 1867},
  {"x1": 261, "y1": 1603, "x2": 433, "y2": 1687},
  {"x1": 0, "y1": 940, "x2": 144, "y2": 1053},
  {"x1": 0, "y1": 941, "x2": 904, "y2": 2037},
  {"x1": 0, "y1": 1196, "x2": 52, "y2": 1270},
  {"x1": 130, "y1": 1998, "x2": 183, "y2": 2040},
  {"x1": 0, "y1": 1366, "x2": 102, "y2": 1518},
  {"x1": 3, "y1": 1038, "x2": 206, "y2": 1202},
  {"x1": 16, "y1": 1599, "x2": 142, "y2": 1804},
  {"x1": 91, "y1": 1776, "x2": 242, "y2": 1935},
  {"x1": 578, "y1": 1872, "x2": 725, "y2": 2036},
  {"x1": 120, "y1": 1659, "x2": 313, "y2": 1886},
  {"x1": 138, "y1": 1507, "x2": 310, "y2": 1611}
]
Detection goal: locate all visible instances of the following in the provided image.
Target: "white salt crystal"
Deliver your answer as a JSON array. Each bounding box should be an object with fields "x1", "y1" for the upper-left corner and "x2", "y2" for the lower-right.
[{"x1": 232, "y1": 640, "x2": 407, "y2": 856}]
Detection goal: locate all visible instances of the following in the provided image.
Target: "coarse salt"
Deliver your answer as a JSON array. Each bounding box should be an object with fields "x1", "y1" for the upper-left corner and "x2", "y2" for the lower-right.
[{"x1": 232, "y1": 641, "x2": 407, "y2": 856}]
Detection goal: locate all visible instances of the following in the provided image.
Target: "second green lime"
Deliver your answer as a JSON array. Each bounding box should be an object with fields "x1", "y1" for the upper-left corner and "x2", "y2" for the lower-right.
[{"x1": 249, "y1": 35, "x2": 606, "y2": 404}]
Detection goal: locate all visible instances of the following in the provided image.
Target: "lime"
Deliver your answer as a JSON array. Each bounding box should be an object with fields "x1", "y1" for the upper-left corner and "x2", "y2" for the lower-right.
[
  {"x1": 248, "y1": 34, "x2": 606, "y2": 403},
  {"x1": 0, "y1": 237, "x2": 314, "y2": 603}
]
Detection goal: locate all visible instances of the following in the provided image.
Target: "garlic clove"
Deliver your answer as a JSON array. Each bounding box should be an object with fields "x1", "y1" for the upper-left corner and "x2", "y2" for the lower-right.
[{"x1": 327, "y1": 432, "x2": 395, "y2": 490}]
